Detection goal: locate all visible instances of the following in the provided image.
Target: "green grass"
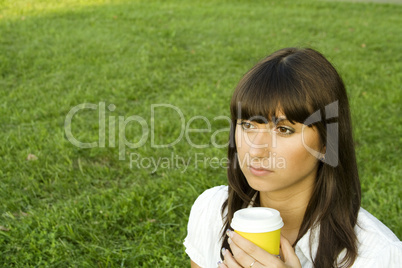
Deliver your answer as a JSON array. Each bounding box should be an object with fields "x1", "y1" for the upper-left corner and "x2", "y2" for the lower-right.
[{"x1": 0, "y1": 0, "x2": 401, "y2": 266}]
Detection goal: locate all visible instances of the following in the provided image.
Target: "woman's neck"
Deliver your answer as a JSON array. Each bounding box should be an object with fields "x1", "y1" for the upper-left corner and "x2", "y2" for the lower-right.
[{"x1": 259, "y1": 183, "x2": 314, "y2": 245}]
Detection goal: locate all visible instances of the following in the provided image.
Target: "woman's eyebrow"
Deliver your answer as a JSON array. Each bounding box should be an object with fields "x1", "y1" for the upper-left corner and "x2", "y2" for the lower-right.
[{"x1": 273, "y1": 117, "x2": 298, "y2": 126}]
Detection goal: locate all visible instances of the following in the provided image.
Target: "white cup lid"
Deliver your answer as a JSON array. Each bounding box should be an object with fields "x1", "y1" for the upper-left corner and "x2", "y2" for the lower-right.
[{"x1": 231, "y1": 207, "x2": 284, "y2": 233}]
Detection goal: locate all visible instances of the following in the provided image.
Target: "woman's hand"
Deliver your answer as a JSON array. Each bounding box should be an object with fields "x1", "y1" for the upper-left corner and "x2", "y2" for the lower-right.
[{"x1": 219, "y1": 230, "x2": 301, "y2": 268}]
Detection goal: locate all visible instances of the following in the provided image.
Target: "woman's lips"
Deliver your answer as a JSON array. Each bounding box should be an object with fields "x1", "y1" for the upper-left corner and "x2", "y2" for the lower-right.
[{"x1": 249, "y1": 166, "x2": 273, "y2": 176}]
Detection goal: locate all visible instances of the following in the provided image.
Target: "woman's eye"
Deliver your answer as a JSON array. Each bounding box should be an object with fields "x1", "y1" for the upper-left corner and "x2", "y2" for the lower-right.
[
  {"x1": 275, "y1": 126, "x2": 294, "y2": 135},
  {"x1": 239, "y1": 121, "x2": 255, "y2": 130}
]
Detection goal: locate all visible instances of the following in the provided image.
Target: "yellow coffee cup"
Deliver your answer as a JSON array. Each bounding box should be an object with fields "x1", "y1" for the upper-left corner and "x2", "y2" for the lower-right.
[{"x1": 231, "y1": 207, "x2": 284, "y2": 255}]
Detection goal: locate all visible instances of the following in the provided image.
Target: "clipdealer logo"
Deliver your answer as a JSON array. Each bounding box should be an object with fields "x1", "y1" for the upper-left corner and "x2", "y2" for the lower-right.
[
  {"x1": 64, "y1": 102, "x2": 231, "y2": 160},
  {"x1": 64, "y1": 101, "x2": 339, "y2": 168}
]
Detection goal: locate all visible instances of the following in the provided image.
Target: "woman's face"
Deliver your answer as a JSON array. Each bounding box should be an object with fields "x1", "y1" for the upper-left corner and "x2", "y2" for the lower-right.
[{"x1": 235, "y1": 114, "x2": 323, "y2": 195}]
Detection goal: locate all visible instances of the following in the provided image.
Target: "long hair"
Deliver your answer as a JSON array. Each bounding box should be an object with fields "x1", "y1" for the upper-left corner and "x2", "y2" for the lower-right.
[{"x1": 221, "y1": 48, "x2": 361, "y2": 267}]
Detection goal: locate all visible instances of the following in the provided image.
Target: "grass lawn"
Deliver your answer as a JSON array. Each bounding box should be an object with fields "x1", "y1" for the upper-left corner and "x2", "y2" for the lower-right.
[{"x1": 0, "y1": 0, "x2": 401, "y2": 266}]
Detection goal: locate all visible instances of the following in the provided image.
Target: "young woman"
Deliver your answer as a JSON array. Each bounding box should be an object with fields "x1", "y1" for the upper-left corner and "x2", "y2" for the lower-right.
[{"x1": 184, "y1": 48, "x2": 401, "y2": 268}]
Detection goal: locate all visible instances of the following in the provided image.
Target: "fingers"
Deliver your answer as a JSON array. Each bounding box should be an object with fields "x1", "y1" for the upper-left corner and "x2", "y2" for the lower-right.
[
  {"x1": 217, "y1": 260, "x2": 228, "y2": 268},
  {"x1": 221, "y1": 248, "x2": 242, "y2": 268},
  {"x1": 227, "y1": 230, "x2": 281, "y2": 266},
  {"x1": 227, "y1": 243, "x2": 258, "y2": 268},
  {"x1": 280, "y1": 235, "x2": 302, "y2": 267},
  {"x1": 223, "y1": 231, "x2": 302, "y2": 268}
]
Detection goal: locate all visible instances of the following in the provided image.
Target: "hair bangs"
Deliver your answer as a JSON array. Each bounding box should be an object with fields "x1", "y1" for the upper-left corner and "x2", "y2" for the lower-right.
[{"x1": 230, "y1": 60, "x2": 314, "y2": 124}]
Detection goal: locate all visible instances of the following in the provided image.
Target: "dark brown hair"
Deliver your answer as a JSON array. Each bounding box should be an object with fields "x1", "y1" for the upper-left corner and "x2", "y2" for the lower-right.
[{"x1": 221, "y1": 48, "x2": 361, "y2": 267}]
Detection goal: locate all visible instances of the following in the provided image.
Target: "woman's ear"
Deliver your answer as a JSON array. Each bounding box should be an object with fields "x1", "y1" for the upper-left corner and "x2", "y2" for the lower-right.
[{"x1": 319, "y1": 145, "x2": 326, "y2": 161}]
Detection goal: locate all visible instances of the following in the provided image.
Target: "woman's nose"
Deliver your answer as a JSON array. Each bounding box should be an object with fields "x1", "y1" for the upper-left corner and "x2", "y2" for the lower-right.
[{"x1": 247, "y1": 129, "x2": 272, "y2": 157}]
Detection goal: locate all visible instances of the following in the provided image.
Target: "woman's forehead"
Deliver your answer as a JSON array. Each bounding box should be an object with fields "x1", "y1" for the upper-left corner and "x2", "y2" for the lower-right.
[{"x1": 236, "y1": 108, "x2": 287, "y2": 120}]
